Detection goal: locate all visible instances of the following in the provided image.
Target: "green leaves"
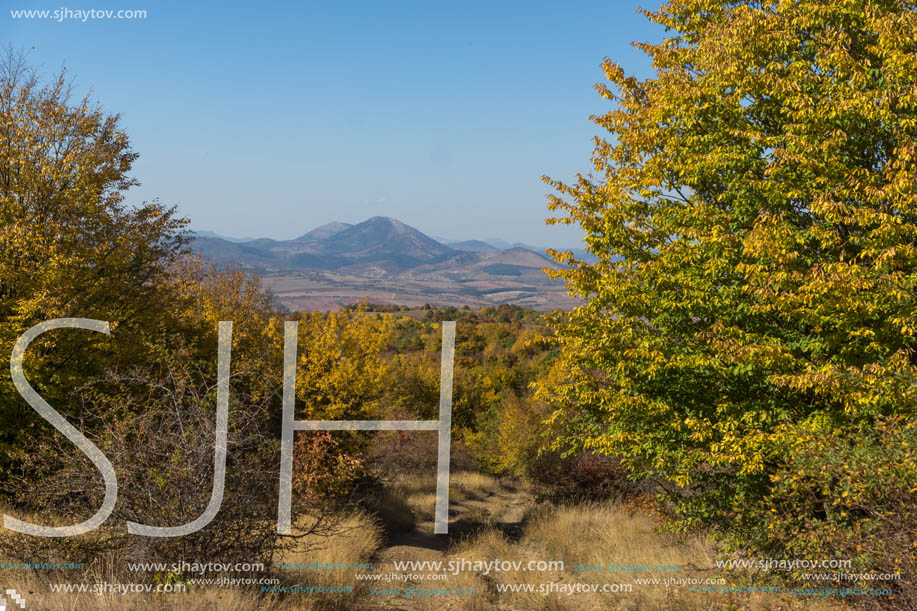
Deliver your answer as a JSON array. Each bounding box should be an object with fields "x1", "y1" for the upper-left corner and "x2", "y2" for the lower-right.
[{"x1": 539, "y1": 0, "x2": 917, "y2": 595}]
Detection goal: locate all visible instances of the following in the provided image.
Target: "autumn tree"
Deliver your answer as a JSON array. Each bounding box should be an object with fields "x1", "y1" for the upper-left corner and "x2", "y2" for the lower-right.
[
  {"x1": 288, "y1": 309, "x2": 393, "y2": 424},
  {"x1": 539, "y1": 0, "x2": 917, "y2": 599},
  {"x1": 0, "y1": 51, "x2": 188, "y2": 470},
  {"x1": 0, "y1": 55, "x2": 282, "y2": 566}
]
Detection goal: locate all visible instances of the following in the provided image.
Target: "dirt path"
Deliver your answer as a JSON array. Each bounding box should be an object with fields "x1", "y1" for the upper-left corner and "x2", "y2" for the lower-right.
[
  {"x1": 358, "y1": 476, "x2": 536, "y2": 609},
  {"x1": 381, "y1": 478, "x2": 533, "y2": 558}
]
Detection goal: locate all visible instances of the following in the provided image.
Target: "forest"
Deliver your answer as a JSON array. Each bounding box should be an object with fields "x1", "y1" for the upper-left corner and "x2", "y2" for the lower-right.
[{"x1": 2, "y1": 0, "x2": 917, "y2": 609}]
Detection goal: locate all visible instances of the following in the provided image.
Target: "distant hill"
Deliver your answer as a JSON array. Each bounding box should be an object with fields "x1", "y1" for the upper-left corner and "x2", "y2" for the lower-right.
[
  {"x1": 483, "y1": 238, "x2": 544, "y2": 253},
  {"x1": 191, "y1": 230, "x2": 260, "y2": 243},
  {"x1": 190, "y1": 217, "x2": 583, "y2": 311},
  {"x1": 315, "y1": 216, "x2": 454, "y2": 269},
  {"x1": 191, "y1": 216, "x2": 558, "y2": 274},
  {"x1": 446, "y1": 240, "x2": 499, "y2": 253}
]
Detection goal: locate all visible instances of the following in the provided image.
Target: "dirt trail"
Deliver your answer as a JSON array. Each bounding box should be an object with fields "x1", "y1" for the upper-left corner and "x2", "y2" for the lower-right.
[
  {"x1": 388, "y1": 479, "x2": 532, "y2": 553},
  {"x1": 359, "y1": 477, "x2": 536, "y2": 609}
]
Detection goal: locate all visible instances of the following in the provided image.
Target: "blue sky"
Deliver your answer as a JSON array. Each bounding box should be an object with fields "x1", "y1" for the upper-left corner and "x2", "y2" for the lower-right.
[{"x1": 6, "y1": 0, "x2": 663, "y2": 247}]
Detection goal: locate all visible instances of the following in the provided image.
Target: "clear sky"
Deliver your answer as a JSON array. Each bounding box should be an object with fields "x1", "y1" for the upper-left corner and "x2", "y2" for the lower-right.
[{"x1": 6, "y1": 0, "x2": 663, "y2": 248}]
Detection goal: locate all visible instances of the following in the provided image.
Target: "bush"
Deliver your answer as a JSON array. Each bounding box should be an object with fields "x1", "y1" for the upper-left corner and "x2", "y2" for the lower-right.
[
  {"x1": 531, "y1": 452, "x2": 638, "y2": 503},
  {"x1": 744, "y1": 416, "x2": 916, "y2": 610}
]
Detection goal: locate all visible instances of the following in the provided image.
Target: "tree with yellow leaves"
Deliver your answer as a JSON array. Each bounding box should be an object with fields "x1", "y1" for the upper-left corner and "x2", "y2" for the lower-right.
[
  {"x1": 0, "y1": 50, "x2": 188, "y2": 471},
  {"x1": 539, "y1": 0, "x2": 917, "y2": 599}
]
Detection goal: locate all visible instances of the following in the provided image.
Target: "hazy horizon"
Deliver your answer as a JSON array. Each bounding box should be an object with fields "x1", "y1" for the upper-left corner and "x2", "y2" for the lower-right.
[{"x1": 190, "y1": 215, "x2": 579, "y2": 249}]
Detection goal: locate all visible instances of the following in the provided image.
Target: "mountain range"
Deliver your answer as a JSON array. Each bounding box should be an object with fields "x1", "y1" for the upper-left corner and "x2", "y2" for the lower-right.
[
  {"x1": 190, "y1": 217, "x2": 582, "y2": 311},
  {"x1": 191, "y1": 216, "x2": 560, "y2": 274}
]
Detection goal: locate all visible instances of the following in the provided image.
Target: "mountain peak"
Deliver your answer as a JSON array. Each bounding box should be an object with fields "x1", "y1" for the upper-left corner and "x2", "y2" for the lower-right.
[
  {"x1": 296, "y1": 221, "x2": 353, "y2": 241},
  {"x1": 362, "y1": 216, "x2": 409, "y2": 230},
  {"x1": 320, "y1": 217, "x2": 452, "y2": 262}
]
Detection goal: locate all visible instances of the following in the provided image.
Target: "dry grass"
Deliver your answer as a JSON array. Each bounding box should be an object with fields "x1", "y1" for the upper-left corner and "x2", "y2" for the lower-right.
[
  {"x1": 274, "y1": 510, "x2": 384, "y2": 609},
  {"x1": 382, "y1": 471, "x2": 499, "y2": 524},
  {"x1": 383, "y1": 470, "x2": 520, "y2": 530},
  {"x1": 0, "y1": 510, "x2": 383, "y2": 611},
  {"x1": 0, "y1": 563, "x2": 287, "y2": 611},
  {"x1": 0, "y1": 487, "x2": 854, "y2": 610},
  {"x1": 436, "y1": 501, "x2": 849, "y2": 611},
  {"x1": 384, "y1": 473, "x2": 437, "y2": 523},
  {"x1": 449, "y1": 471, "x2": 505, "y2": 500}
]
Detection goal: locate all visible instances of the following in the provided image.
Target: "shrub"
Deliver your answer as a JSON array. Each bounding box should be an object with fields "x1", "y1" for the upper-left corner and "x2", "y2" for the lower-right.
[{"x1": 747, "y1": 416, "x2": 916, "y2": 610}]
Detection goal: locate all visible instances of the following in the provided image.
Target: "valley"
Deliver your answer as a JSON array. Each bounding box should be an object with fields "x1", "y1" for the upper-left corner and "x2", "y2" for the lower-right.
[{"x1": 193, "y1": 216, "x2": 584, "y2": 311}]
